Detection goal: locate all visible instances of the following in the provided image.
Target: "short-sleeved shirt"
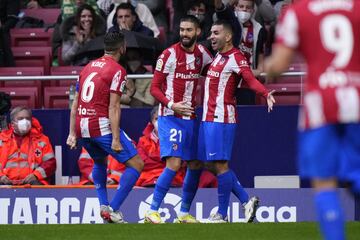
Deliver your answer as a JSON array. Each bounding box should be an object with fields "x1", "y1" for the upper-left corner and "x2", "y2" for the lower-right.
[
  {"x1": 276, "y1": 0, "x2": 360, "y2": 129},
  {"x1": 75, "y1": 55, "x2": 127, "y2": 138}
]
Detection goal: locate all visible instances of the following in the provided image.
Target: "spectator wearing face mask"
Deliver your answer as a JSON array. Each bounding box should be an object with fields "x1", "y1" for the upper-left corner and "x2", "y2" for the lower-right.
[
  {"x1": 0, "y1": 107, "x2": 56, "y2": 185},
  {"x1": 170, "y1": 0, "x2": 214, "y2": 46},
  {"x1": 233, "y1": 0, "x2": 267, "y2": 105}
]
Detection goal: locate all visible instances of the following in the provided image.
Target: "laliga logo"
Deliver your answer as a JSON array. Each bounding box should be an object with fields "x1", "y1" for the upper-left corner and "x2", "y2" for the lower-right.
[{"x1": 138, "y1": 193, "x2": 182, "y2": 223}]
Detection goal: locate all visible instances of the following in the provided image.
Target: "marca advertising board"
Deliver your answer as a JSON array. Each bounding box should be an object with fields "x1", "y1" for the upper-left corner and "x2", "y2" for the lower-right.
[{"x1": 0, "y1": 188, "x2": 354, "y2": 224}]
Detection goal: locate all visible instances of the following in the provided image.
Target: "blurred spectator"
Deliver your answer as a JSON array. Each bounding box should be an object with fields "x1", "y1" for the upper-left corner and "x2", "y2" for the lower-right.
[
  {"x1": 108, "y1": 3, "x2": 153, "y2": 37},
  {"x1": 0, "y1": 0, "x2": 20, "y2": 67},
  {"x1": 78, "y1": 148, "x2": 126, "y2": 185},
  {"x1": 234, "y1": 0, "x2": 266, "y2": 77},
  {"x1": 170, "y1": 0, "x2": 214, "y2": 47},
  {"x1": 136, "y1": 107, "x2": 217, "y2": 187},
  {"x1": 0, "y1": 92, "x2": 11, "y2": 131},
  {"x1": 252, "y1": 0, "x2": 276, "y2": 26},
  {"x1": 125, "y1": 48, "x2": 155, "y2": 107},
  {"x1": 61, "y1": 4, "x2": 106, "y2": 65},
  {"x1": 138, "y1": 0, "x2": 167, "y2": 31},
  {"x1": 52, "y1": 0, "x2": 104, "y2": 66},
  {"x1": 0, "y1": 107, "x2": 56, "y2": 185},
  {"x1": 24, "y1": 0, "x2": 60, "y2": 9},
  {"x1": 104, "y1": 0, "x2": 160, "y2": 37},
  {"x1": 62, "y1": 0, "x2": 102, "y2": 21}
]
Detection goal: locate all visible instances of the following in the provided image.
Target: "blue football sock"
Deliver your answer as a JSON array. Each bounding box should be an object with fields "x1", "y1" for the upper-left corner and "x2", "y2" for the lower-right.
[
  {"x1": 315, "y1": 190, "x2": 345, "y2": 240},
  {"x1": 230, "y1": 170, "x2": 249, "y2": 204},
  {"x1": 110, "y1": 167, "x2": 140, "y2": 211},
  {"x1": 92, "y1": 162, "x2": 109, "y2": 206},
  {"x1": 150, "y1": 167, "x2": 176, "y2": 211},
  {"x1": 217, "y1": 171, "x2": 233, "y2": 218},
  {"x1": 180, "y1": 168, "x2": 202, "y2": 213}
]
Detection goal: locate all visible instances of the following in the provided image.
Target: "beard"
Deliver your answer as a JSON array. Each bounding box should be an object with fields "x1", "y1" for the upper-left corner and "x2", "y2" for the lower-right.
[{"x1": 180, "y1": 35, "x2": 197, "y2": 48}]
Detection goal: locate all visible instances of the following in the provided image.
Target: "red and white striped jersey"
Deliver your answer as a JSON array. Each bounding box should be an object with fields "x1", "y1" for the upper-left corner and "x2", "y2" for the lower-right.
[
  {"x1": 202, "y1": 47, "x2": 268, "y2": 123},
  {"x1": 151, "y1": 42, "x2": 213, "y2": 119},
  {"x1": 276, "y1": 0, "x2": 360, "y2": 129},
  {"x1": 75, "y1": 56, "x2": 126, "y2": 138}
]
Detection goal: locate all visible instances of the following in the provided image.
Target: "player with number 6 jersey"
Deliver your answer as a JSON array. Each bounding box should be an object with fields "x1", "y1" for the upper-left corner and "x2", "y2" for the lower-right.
[
  {"x1": 265, "y1": 0, "x2": 360, "y2": 239},
  {"x1": 67, "y1": 32, "x2": 144, "y2": 224}
]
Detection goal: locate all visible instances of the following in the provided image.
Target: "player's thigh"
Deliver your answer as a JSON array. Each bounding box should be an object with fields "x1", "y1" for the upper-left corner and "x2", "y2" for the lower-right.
[
  {"x1": 79, "y1": 138, "x2": 108, "y2": 161},
  {"x1": 200, "y1": 122, "x2": 236, "y2": 161},
  {"x1": 158, "y1": 116, "x2": 197, "y2": 160},
  {"x1": 298, "y1": 124, "x2": 340, "y2": 179},
  {"x1": 339, "y1": 123, "x2": 360, "y2": 182},
  {"x1": 93, "y1": 131, "x2": 137, "y2": 164}
]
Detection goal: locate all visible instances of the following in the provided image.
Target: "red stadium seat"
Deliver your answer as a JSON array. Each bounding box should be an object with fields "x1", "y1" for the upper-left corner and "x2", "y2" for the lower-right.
[
  {"x1": 22, "y1": 8, "x2": 61, "y2": 25},
  {"x1": 43, "y1": 86, "x2": 70, "y2": 109},
  {"x1": 0, "y1": 67, "x2": 44, "y2": 106},
  {"x1": 12, "y1": 47, "x2": 52, "y2": 75},
  {"x1": 50, "y1": 66, "x2": 83, "y2": 86},
  {"x1": 158, "y1": 26, "x2": 167, "y2": 44},
  {"x1": 10, "y1": 30, "x2": 53, "y2": 47},
  {"x1": 0, "y1": 87, "x2": 39, "y2": 109},
  {"x1": 256, "y1": 83, "x2": 303, "y2": 105}
]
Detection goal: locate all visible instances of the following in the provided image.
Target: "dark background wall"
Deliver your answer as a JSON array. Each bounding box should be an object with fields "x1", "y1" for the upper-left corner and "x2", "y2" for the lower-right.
[{"x1": 33, "y1": 105, "x2": 299, "y2": 187}]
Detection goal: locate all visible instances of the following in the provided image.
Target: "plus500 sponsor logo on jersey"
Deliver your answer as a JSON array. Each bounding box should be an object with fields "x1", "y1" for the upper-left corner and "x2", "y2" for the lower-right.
[{"x1": 137, "y1": 193, "x2": 297, "y2": 223}]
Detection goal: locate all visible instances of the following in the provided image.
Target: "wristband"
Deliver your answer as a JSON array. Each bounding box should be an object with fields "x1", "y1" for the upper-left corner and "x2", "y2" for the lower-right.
[{"x1": 167, "y1": 101, "x2": 174, "y2": 109}]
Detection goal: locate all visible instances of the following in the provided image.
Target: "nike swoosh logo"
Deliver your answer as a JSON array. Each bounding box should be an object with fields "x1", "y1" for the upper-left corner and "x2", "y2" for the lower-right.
[{"x1": 209, "y1": 153, "x2": 216, "y2": 156}]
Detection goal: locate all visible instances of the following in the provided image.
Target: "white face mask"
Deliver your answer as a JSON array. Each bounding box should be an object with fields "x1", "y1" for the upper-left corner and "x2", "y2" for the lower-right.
[
  {"x1": 16, "y1": 119, "x2": 31, "y2": 135},
  {"x1": 235, "y1": 11, "x2": 252, "y2": 24}
]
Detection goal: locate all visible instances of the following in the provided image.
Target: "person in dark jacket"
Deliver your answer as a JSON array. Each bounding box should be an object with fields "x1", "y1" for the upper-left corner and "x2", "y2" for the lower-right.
[
  {"x1": 61, "y1": 4, "x2": 106, "y2": 65},
  {"x1": 108, "y1": 2, "x2": 153, "y2": 37},
  {"x1": 0, "y1": 0, "x2": 20, "y2": 66}
]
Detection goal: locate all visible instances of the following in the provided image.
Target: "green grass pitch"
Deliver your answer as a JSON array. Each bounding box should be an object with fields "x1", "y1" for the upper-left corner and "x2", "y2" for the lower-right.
[{"x1": 1, "y1": 222, "x2": 360, "y2": 240}]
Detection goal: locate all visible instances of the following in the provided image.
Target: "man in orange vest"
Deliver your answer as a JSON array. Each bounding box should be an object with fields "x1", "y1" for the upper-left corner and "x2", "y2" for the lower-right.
[{"x1": 0, "y1": 106, "x2": 56, "y2": 185}]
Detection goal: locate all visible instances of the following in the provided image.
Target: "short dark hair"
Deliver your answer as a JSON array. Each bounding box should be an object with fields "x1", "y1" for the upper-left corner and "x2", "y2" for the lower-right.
[
  {"x1": 212, "y1": 19, "x2": 233, "y2": 35},
  {"x1": 180, "y1": 15, "x2": 200, "y2": 29},
  {"x1": 117, "y1": 2, "x2": 137, "y2": 17},
  {"x1": 104, "y1": 31, "x2": 125, "y2": 52}
]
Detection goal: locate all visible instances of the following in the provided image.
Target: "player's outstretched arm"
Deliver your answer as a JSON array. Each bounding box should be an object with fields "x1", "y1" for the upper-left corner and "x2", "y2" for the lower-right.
[
  {"x1": 109, "y1": 92, "x2": 123, "y2": 153},
  {"x1": 265, "y1": 45, "x2": 294, "y2": 79},
  {"x1": 67, "y1": 92, "x2": 79, "y2": 149}
]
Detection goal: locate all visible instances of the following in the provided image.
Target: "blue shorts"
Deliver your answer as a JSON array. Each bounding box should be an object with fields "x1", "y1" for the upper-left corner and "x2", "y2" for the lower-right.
[
  {"x1": 80, "y1": 129, "x2": 137, "y2": 163},
  {"x1": 298, "y1": 123, "x2": 360, "y2": 181},
  {"x1": 158, "y1": 116, "x2": 198, "y2": 161},
  {"x1": 198, "y1": 121, "x2": 236, "y2": 161}
]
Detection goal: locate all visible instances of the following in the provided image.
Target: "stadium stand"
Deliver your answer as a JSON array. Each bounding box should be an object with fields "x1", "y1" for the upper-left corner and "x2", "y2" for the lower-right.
[
  {"x1": 12, "y1": 46, "x2": 52, "y2": 75},
  {"x1": 256, "y1": 83, "x2": 303, "y2": 105},
  {"x1": 10, "y1": 28, "x2": 53, "y2": 47},
  {"x1": 50, "y1": 66, "x2": 83, "y2": 86},
  {"x1": 22, "y1": 8, "x2": 61, "y2": 25},
  {"x1": 43, "y1": 86, "x2": 70, "y2": 109},
  {"x1": 0, "y1": 67, "x2": 44, "y2": 107},
  {"x1": 0, "y1": 87, "x2": 39, "y2": 109}
]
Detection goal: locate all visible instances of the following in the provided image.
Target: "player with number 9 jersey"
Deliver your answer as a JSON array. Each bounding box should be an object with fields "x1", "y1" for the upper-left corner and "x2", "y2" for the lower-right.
[{"x1": 266, "y1": 0, "x2": 360, "y2": 239}]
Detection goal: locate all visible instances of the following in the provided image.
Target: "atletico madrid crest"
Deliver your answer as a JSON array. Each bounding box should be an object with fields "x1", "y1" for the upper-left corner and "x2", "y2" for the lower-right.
[{"x1": 172, "y1": 143, "x2": 178, "y2": 151}]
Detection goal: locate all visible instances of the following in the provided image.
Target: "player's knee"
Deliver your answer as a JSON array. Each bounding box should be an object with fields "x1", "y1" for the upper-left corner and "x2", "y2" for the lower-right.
[
  {"x1": 188, "y1": 160, "x2": 204, "y2": 170},
  {"x1": 166, "y1": 157, "x2": 182, "y2": 172},
  {"x1": 127, "y1": 155, "x2": 144, "y2": 172}
]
